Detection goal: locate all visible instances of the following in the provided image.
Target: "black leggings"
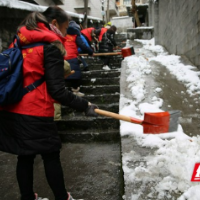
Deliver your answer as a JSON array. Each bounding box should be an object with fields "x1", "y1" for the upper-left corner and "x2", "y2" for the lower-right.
[
  {"x1": 16, "y1": 151, "x2": 68, "y2": 200},
  {"x1": 65, "y1": 79, "x2": 82, "y2": 89},
  {"x1": 100, "y1": 56, "x2": 111, "y2": 66}
]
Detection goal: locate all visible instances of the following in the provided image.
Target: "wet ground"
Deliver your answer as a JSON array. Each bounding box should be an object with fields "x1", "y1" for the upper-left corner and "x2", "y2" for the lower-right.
[{"x1": 0, "y1": 142, "x2": 124, "y2": 200}]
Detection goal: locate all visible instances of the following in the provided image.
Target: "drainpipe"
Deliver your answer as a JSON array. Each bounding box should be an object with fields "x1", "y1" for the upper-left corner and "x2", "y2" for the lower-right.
[
  {"x1": 106, "y1": 0, "x2": 110, "y2": 23},
  {"x1": 101, "y1": 0, "x2": 105, "y2": 23},
  {"x1": 83, "y1": 0, "x2": 88, "y2": 28},
  {"x1": 154, "y1": 0, "x2": 159, "y2": 44}
]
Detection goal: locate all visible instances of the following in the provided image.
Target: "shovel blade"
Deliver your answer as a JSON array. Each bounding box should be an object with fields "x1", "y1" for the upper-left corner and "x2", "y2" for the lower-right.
[
  {"x1": 143, "y1": 123, "x2": 169, "y2": 134},
  {"x1": 143, "y1": 112, "x2": 170, "y2": 125},
  {"x1": 143, "y1": 110, "x2": 181, "y2": 134},
  {"x1": 121, "y1": 46, "x2": 135, "y2": 57},
  {"x1": 168, "y1": 110, "x2": 181, "y2": 132}
]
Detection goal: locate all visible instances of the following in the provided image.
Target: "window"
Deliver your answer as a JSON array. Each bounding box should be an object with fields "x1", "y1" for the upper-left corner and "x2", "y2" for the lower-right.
[{"x1": 124, "y1": 0, "x2": 131, "y2": 6}]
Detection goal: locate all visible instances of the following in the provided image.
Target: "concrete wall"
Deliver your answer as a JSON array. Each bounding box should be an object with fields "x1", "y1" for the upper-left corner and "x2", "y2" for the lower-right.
[
  {"x1": 127, "y1": 27, "x2": 154, "y2": 39},
  {"x1": 149, "y1": 0, "x2": 200, "y2": 69},
  {"x1": 111, "y1": 16, "x2": 133, "y2": 33}
]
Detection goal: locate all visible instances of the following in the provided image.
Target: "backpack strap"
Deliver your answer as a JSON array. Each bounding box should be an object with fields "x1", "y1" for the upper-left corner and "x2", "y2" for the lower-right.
[
  {"x1": 22, "y1": 77, "x2": 45, "y2": 95},
  {"x1": 14, "y1": 34, "x2": 48, "y2": 48},
  {"x1": 18, "y1": 39, "x2": 48, "y2": 95}
]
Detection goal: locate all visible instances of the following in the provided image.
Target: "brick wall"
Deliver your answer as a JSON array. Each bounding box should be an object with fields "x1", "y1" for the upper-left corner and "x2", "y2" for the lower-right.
[{"x1": 149, "y1": 0, "x2": 200, "y2": 69}]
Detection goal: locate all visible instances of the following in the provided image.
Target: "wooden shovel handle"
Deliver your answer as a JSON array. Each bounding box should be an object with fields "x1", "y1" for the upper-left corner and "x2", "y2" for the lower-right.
[
  {"x1": 64, "y1": 70, "x2": 75, "y2": 78},
  {"x1": 79, "y1": 52, "x2": 122, "y2": 57},
  {"x1": 94, "y1": 109, "x2": 142, "y2": 124}
]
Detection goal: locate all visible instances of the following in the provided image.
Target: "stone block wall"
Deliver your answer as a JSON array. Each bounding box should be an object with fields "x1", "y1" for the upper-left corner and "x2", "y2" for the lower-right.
[
  {"x1": 149, "y1": 0, "x2": 200, "y2": 69},
  {"x1": 0, "y1": 7, "x2": 31, "y2": 51}
]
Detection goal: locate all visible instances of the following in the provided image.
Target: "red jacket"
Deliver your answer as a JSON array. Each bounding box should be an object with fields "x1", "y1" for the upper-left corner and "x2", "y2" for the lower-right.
[
  {"x1": 81, "y1": 27, "x2": 95, "y2": 42},
  {"x1": 64, "y1": 34, "x2": 78, "y2": 60},
  {"x1": 99, "y1": 28, "x2": 108, "y2": 42},
  {"x1": 1, "y1": 23, "x2": 64, "y2": 117}
]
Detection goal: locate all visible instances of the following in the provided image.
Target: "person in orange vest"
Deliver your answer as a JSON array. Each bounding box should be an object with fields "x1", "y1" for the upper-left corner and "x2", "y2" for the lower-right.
[
  {"x1": 81, "y1": 27, "x2": 96, "y2": 46},
  {"x1": 64, "y1": 21, "x2": 93, "y2": 97},
  {"x1": 0, "y1": 7, "x2": 98, "y2": 200},
  {"x1": 95, "y1": 25, "x2": 118, "y2": 69}
]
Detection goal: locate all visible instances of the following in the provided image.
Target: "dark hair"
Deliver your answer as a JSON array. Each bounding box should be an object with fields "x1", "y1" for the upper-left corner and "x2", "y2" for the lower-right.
[
  {"x1": 18, "y1": 12, "x2": 49, "y2": 31},
  {"x1": 43, "y1": 6, "x2": 69, "y2": 26},
  {"x1": 110, "y1": 25, "x2": 117, "y2": 32}
]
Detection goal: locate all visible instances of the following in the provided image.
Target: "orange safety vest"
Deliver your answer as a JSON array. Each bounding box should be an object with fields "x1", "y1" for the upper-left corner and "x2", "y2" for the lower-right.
[
  {"x1": 81, "y1": 27, "x2": 95, "y2": 42},
  {"x1": 64, "y1": 34, "x2": 78, "y2": 60},
  {"x1": 98, "y1": 28, "x2": 108, "y2": 42}
]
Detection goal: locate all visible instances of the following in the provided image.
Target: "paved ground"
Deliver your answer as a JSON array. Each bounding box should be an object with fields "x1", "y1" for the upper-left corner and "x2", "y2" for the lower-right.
[{"x1": 0, "y1": 142, "x2": 123, "y2": 200}]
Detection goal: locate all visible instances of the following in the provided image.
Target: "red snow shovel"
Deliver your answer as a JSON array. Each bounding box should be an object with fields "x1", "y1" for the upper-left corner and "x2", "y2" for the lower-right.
[
  {"x1": 95, "y1": 109, "x2": 181, "y2": 134},
  {"x1": 79, "y1": 46, "x2": 135, "y2": 58}
]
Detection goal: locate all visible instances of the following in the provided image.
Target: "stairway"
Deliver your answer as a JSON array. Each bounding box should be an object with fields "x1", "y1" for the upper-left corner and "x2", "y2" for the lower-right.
[
  {"x1": 55, "y1": 34, "x2": 126, "y2": 200},
  {"x1": 57, "y1": 57, "x2": 122, "y2": 142},
  {"x1": 57, "y1": 34, "x2": 126, "y2": 143}
]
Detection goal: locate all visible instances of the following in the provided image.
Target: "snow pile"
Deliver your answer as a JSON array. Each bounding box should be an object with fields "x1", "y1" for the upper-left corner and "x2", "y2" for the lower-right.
[
  {"x1": 0, "y1": 0, "x2": 46, "y2": 12},
  {"x1": 0, "y1": 0, "x2": 102, "y2": 21},
  {"x1": 125, "y1": 55, "x2": 151, "y2": 103},
  {"x1": 137, "y1": 38, "x2": 200, "y2": 97},
  {"x1": 120, "y1": 39, "x2": 200, "y2": 199}
]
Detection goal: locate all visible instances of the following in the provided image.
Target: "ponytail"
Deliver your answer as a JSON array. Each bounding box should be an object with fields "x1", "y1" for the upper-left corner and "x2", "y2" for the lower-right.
[{"x1": 18, "y1": 12, "x2": 49, "y2": 31}]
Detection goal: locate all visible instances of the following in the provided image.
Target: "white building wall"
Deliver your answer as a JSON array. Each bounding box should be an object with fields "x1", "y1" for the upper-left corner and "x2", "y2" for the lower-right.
[
  {"x1": 60, "y1": 0, "x2": 102, "y2": 20},
  {"x1": 111, "y1": 16, "x2": 133, "y2": 33},
  {"x1": 34, "y1": 0, "x2": 56, "y2": 6}
]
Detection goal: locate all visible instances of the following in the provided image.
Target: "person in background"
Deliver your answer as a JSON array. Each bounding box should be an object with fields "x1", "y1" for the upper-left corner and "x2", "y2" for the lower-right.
[
  {"x1": 95, "y1": 25, "x2": 118, "y2": 69},
  {"x1": 104, "y1": 21, "x2": 112, "y2": 29},
  {"x1": 64, "y1": 21, "x2": 93, "y2": 97},
  {"x1": 81, "y1": 27, "x2": 101, "y2": 53},
  {"x1": 0, "y1": 6, "x2": 98, "y2": 200},
  {"x1": 81, "y1": 27, "x2": 95, "y2": 46},
  {"x1": 78, "y1": 32, "x2": 93, "y2": 71}
]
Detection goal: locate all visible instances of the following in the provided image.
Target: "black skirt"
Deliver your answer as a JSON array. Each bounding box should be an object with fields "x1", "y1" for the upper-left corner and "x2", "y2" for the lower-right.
[{"x1": 0, "y1": 111, "x2": 61, "y2": 155}]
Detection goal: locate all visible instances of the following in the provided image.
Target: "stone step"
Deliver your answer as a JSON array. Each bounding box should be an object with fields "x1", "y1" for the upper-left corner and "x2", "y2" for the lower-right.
[
  {"x1": 61, "y1": 103, "x2": 119, "y2": 116},
  {"x1": 58, "y1": 129, "x2": 120, "y2": 142},
  {"x1": 83, "y1": 93, "x2": 120, "y2": 104},
  {"x1": 115, "y1": 34, "x2": 127, "y2": 40},
  {"x1": 87, "y1": 61, "x2": 122, "y2": 66},
  {"x1": 82, "y1": 70, "x2": 120, "y2": 79},
  {"x1": 56, "y1": 116, "x2": 120, "y2": 131},
  {"x1": 85, "y1": 57, "x2": 123, "y2": 65},
  {"x1": 81, "y1": 77, "x2": 120, "y2": 86},
  {"x1": 82, "y1": 64, "x2": 121, "y2": 71},
  {"x1": 80, "y1": 85, "x2": 120, "y2": 95}
]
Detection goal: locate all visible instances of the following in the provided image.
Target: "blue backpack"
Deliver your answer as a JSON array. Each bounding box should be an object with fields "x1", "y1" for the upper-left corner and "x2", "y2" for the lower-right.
[{"x1": 0, "y1": 35, "x2": 46, "y2": 106}]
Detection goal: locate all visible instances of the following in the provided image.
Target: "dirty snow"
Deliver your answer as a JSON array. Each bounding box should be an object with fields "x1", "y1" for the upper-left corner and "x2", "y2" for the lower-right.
[{"x1": 120, "y1": 38, "x2": 200, "y2": 199}]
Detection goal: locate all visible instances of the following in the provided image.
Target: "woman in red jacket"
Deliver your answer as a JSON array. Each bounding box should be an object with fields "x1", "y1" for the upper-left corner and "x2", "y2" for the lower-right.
[
  {"x1": 64, "y1": 21, "x2": 93, "y2": 97},
  {"x1": 0, "y1": 6, "x2": 97, "y2": 200}
]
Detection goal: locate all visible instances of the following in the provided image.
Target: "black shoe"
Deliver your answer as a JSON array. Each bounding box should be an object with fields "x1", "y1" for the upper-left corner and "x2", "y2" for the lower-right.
[{"x1": 83, "y1": 66, "x2": 89, "y2": 71}]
